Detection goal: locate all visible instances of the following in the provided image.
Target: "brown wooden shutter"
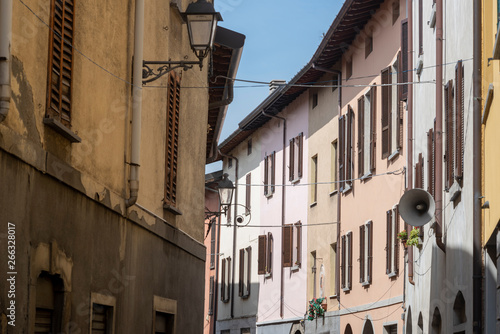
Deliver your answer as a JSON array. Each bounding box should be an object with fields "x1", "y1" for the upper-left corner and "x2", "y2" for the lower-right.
[
  {"x1": 381, "y1": 67, "x2": 391, "y2": 158},
  {"x1": 359, "y1": 224, "x2": 365, "y2": 283},
  {"x1": 247, "y1": 247, "x2": 252, "y2": 296},
  {"x1": 298, "y1": 133, "x2": 304, "y2": 178},
  {"x1": 367, "y1": 221, "x2": 373, "y2": 283},
  {"x1": 264, "y1": 154, "x2": 269, "y2": 196},
  {"x1": 339, "y1": 116, "x2": 346, "y2": 190},
  {"x1": 271, "y1": 152, "x2": 276, "y2": 193},
  {"x1": 341, "y1": 235, "x2": 346, "y2": 289},
  {"x1": 394, "y1": 206, "x2": 400, "y2": 274},
  {"x1": 208, "y1": 276, "x2": 214, "y2": 315},
  {"x1": 267, "y1": 232, "x2": 273, "y2": 275},
  {"x1": 283, "y1": 225, "x2": 293, "y2": 267},
  {"x1": 358, "y1": 97, "x2": 365, "y2": 178},
  {"x1": 398, "y1": 101, "x2": 404, "y2": 150},
  {"x1": 386, "y1": 210, "x2": 392, "y2": 274},
  {"x1": 347, "y1": 232, "x2": 353, "y2": 289},
  {"x1": 227, "y1": 257, "x2": 231, "y2": 300},
  {"x1": 419, "y1": 0, "x2": 423, "y2": 55},
  {"x1": 444, "y1": 81, "x2": 454, "y2": 190},
  {"x1": 47, "y1": 0, "x2": 75, "y2": 127},
  {"x1": 428, "y1": 127, "x2": 435, "y2": 197},
  {"x1": 401, "y1": 19, "x2": 409, "y2": 100},
  {"x1": 221, "y1": 259, "x2": 226, "y2": 300},
  {"x1": 397, "y1": 51, "x2": 404, "y2": 150},
  {"x1": 210, "y1": 226, "x2": 216, "y2": 268},
  {"x1": 258, "y1": 235, "x2": 267, "y2": 275},
  {"x1": 455, "y1": 61, "x2": 464, "y2": 181},
  {"x1": 346, "y1": 107, "x2": 354, "y2": 186},
  {"x1": 164, "y1": 72, "x2": 181, "y2": 206},
  {"x1": 397, "y1": 51, "x2": 403, "y2": 102},
  {"x1": 370, "y1": 86, "x2": 377, "y2": 172},
  {"x1": 245, "y1": 173, "x2": 251, "y2": 215},
  {"x1": 416, "y1": 153, "x2": 424, "y2": 189},
  {"x1": 289, "y1": 139, "x2": 294, "y2": 181},
  {"x1": 239, "y1": 249, "x2": 244, "y2": 296},
  {"x1": 296, "y1": 222, "x2": 302, "y2": 265}
]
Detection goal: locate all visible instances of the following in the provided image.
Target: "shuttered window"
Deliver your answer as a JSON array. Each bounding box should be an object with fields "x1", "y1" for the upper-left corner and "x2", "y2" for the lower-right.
[
  {"x1": 370, "y1": 86, "x2": 377, "y2": 173},
  {"x1": 283, "y1": 225, "x2": 293, "y2": 267},
  {"x1": 239, "y1": 247, "x2": 251, "y2": 298},
  {"x1": 164, "y1": 72, "x2": 181, "y2": 208},
  {"x1": 311, "y1": 156, "x2": 318, "y2": 203},
  {"x1": 346, "y1": 107, "x2": 354, "y2": 190},
  {"x1": 283, "y1": 223, "x2": 301, "y2": 268},
  {"x1": 386, "y1": 206, "x2": 400, "y2": 276},
  {"x1": 245, "y1": 173, "x2": 251, "y2": 215},
  {"x1": 221, "y1": 257, "x2": 231, "y2": 302},
  {"x1": 258, "y1": 233, "x2": 273, "y2": 276},
  {"x1": 339, "y1": 116, "x2": 346, "y2": 191},
  {"x1": 91, "y1": 303, "x2": 113, "y2": 333},
  {"x1": 264, "y1": 152, "x2": 276, "y2": 196},
  {"x1": 415, "y1": 153, "x2": 424, "y2": 189},
  {"x1": 401, "y1": 19, "x2": 409, "y2": 100},
  {"x1": 418, "y1": 0, "x2": 423, "y2": 55},
  {"x1": 208, "y1": 276, "x2": 214, "y2": 315},
  {"x1": 35, "y1": 273, "x2": 64, "y2": 333},
  {"x1": 210, "y1": 225, "x2": 216, "y2": 269},
  {"x1": 341, "y1": 232, "x2": 353, "y2": 290},
  {"x1": 331, "y1": 141, "x2": 338, "y2": 193},
  {"x1": 359, "y1": 221, "x2": 373, "y2": 284},
  {"x1": 455, "y1": 61, "x2": 464, "y2": 182},
  {"x1": 381, "y1": 67, "x2": 392, "y2": 158},
  {"x1": 289, "y1": 133, "x2": 303, "y2": 182},
  {"x1": 428, "y1": 127, "x2": 436, "y2": 197},
  {"x1": 358, "y1": 96, "x2": 365, "y2": 178},
  {"x1": 444, "y1": 81, "x2": 454, "y2": 190},
  {"x1": 359, "y1": 87, "x2": 377, "y2": 178},
  {"x1": 47, "y1": 0, "x2": 75, "y2": 129},
  {"x1": 359, "y1": 224, "x2": 365, "y2": 282}
]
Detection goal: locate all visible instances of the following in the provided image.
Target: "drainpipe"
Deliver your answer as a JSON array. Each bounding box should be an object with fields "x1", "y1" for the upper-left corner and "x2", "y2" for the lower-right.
[
  {"x1": 262, "y1": 111, "x2": 286, "y2": 319},
  {"x1": 126, "y1": 0, "x2": 144, "y2": 207},
  {"x1": 218, "y1": 149, "x2": 238, "y2": 319},
  {"x1": 472, "y1": 0, "x2": 482, "y2": 332},
  {"x1": 0, "y1": 0, "x2": 12, "y2": 122},
  {"x1": 407, "y1": 0, "x2": 415, "y2": 286},
  {"x1": 434, "y1": 0, "x2": 445, "y2": 252}
]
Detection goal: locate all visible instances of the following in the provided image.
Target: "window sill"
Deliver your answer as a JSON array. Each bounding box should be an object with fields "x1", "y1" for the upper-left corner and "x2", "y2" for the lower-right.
[
  {"x1": 493, "y1": 22, "x2": 500, "y2": 59},
  {"x1": 329, "y1": 189, "x2": 338, "y2": 197},
  {"x1": 241, "y1": 294, "x2": 250, "y2": 299},
  {"x1": 163, "y1": 203, "x2": 183, "y2": 215},
  {"x1": 387, "y1": 272, "x2": 397, "y2": 279},
  {"x1": 222, "y1": 299, "x2": 230, "y2": 304},
  {"x1": 309, "y1": 202, "x2": 317, "y2": 208},
  {"x1": 360, "y1": 173, "x2": 372, "y2": 181},
  {"x1": 342, "y1": 183, "x2": 352, "y2": 194},
  {"x1": 43, "y1": 117, "x2": 81, "y2": 143},
  {"x1": 449, "y1": 181, "x2": 462, "y2": 202},
  {"x1": 265, "y1": 192, "x2": 274, "y2": 199},
  {"x1": 291, "y1": 265, "x2": 300, "y2": 272},
  {"x1": 342, "y1": 287, "x2": 351, "y2": 292},
  {"x1": 265, "y1": 273, "x2": 272, "y2": 279},
  {"x1": 361, "y1": 281, "x2": 371, "y2": 287},
  {"x1": 329, "y1": 294, "x2": 337, "y2": 300},
  {"x1": 388, "y1": 149, "x2": 400, "y2": 162},
  {"x1": 291, "y1": 178, "x2": 301, "y2": 185}
]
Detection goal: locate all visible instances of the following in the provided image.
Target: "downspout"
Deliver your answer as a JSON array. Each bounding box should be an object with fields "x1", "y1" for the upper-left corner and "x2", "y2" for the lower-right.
[
  {"x1": 262, "y1": 111, "x2": 286, "y2": 319},
  {"x1": 472, "y1": 0, "x2": 482, "y2": 332},
  {"x1": 0, "y1": 0, "x2": 12, "y2": 122},
  {"x1": 218, "y1": 149, "x2": 238, "y2": 319},
  {"x1": 407, "y1": 0, "x2": 415, "y2": 285},
  {"x1": 434, "y1": 0, "x2": 446, "y2": 252},
  {"x1": 126, "y1": 0, "x2": 144, "y2": 207}
]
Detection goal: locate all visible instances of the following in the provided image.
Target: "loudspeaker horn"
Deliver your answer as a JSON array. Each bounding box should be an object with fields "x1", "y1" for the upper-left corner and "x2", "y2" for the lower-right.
[{"x1": 398, "y1": 188, "x2": 435, "y2": 227}]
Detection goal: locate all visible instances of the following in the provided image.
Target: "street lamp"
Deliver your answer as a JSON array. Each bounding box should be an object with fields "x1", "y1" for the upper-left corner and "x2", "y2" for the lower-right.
[
  {"x1": 218, "y1": 173, "x2": 235, "y2": 208},
  {"x1": 142, "y1": 0, "x2": 223, "y2": 84}
]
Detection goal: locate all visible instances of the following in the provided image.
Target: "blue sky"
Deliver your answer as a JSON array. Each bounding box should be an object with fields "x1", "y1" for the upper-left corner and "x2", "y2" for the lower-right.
[{"x1": 207, "y1": 0, "x2": 343, "y2": 172}]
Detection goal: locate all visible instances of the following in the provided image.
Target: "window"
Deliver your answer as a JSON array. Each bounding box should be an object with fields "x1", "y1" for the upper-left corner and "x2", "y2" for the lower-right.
[
  {"x1": 92, "y1": 303, "x2": 114, "y2": 333},
  {"x1": 384, "y1": 324, "x2": 398, "y2": 334},
  {"x1": 228, "y1": 158, "x2": 233, "y2": 169},
  {"x1": 258, "y1": 233, "x2": 273, "y2": 276},
  {"x1": 283, "y1": 222, "x2": 302, "y2": 268},
  {"x1": 289, "y1": 133, "x2": 303, "y2": 182},
  {"x1": 342, "y1": 107, "x2": 355, "y2": 191},
  {"x1": 35, "y1": 272, "x2": 64, "y2": 333},
  {"x1": 241, "y1": 329, "x2": 251, "y2": 334},
  {"x1": 45, "y1": 0, "x2": 77, "y2": 140},
  {"x1": 331, "y1": 141, "x2": 338, "y2": 194},
  {"x1": 245, "y1": 173, "x2": 251, "y2": 215},
  {"x1": 208, "y1": 276, "x2": 214, "y2": 315},
  {"x1": 357, "y1": 87, "x2": 377, "y2": 178},
  {"x1": 392, "y1": 1, "x2": 400, "y2": 25},
  {"x1": 311, "y1": 251, "x2": 317, "y2": 297},
  {"x1": 247, "y1": 139, "x2": 252, "y2": 155},
  {"x1": 445, "y1": 61, "x2": 465, "y2": 190},
  {"x1": 346, "y1": 59, "x2": 352, "y2": 80},
  {"x1": 381, "y1": 58, "x2": 403, "y2": 159},
  {"x1": 386, "y1": 205, "x2": 400, "y2": 276},
  {"x1": 415, "y1": 153, "x2": 424, "y2": 189},
  {"x1": 401, "y1": 19, "x2": 409, "y2": 100},
  {"x1": 155, "y1": 312, "x2": 175, "y2": 334},
  {"x1": 365, "y1": 35, "x2": 373, "y2": 58},
  {"x1": 264, "y1": 152, "x2": 276, "y2": 197},
  {"x1": 311, "y1": 155, "x2": 318, "y2": 204},
  {"x1": 428, "y1": 126, "x2": 436, "y2": 197},
  {"x1": 312, "y1": 93, "x2": 318, "y2": 109},
  {"x1": 332, "y1": 74, "x2": 339, "y2": 92},
  {"x1": 239, "y1": 247, "x2": 251, "y2": 298},
  {"x1": 210, "y1": 224, "x2": 216, "y2": 269},
  {"x1": 341, "y1": 232, "x2": 353, "y2": 291},
  {"x1": 164, "y1": 72, "x2": 181, "y2": 210},
  {"x1": 339, "y1": 116, "x2": 346, "y2": 191},
  {"x1": 330, "y1": 243, "x2": 337, "y2": 296},
  {"x1": 359, "y1": 221, "x2": 373, "y2": 285},
  {"x1": 221, "y1": 257, "x2": 231, "y2": 302}
]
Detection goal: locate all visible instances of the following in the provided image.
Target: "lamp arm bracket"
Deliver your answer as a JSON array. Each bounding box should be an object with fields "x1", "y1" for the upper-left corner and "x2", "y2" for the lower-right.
[{"x1": 142, "y1": 60, "x2": 202, "y2": 85}]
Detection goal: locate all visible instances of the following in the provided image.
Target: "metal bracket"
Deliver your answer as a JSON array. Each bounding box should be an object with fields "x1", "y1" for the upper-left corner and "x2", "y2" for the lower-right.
[{"x1": 142, "y1": 60, "x2": 202, "y2": 85}]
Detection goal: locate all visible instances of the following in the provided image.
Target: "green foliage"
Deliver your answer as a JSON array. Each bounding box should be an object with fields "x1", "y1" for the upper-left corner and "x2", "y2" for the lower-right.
[
  {"x1": 307, "y1": 298, "x2": 325, "y2": 320},
  {"x1": 405, "y1": 228, "x2": 420, "y2": 247}
]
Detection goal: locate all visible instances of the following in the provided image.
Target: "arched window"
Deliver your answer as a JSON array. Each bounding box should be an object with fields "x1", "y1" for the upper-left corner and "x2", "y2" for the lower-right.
[
  {"x1": 345, "y1": 324, "x2": 353, "y2": 334},
  {"x1": 431, "y1": 307, "x2": 442, "y2": 334},
  {"x1": 34, "y1": 272, "x2": 64, "y2": 333},
  {"x1": 407, "y1": 307, "x2": 413, "y2": 334},
  {"x1": 362, "y1": 320, "x2": 374, "y2": 334},
  {"x1": 453, "y1": 291, "x2": 467, "y2": 325},
  {"x1": 417, "y1": 312, "x2": 424, "y2": 334}
]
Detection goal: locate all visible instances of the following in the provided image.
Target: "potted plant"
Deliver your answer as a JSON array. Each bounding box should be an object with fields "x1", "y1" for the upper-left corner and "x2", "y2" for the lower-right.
[
  {"x1": 406, "y1": 228, "x2": 420, "y2": 247},
  {"x1": 307, "y1": 298, "x2": 326, "y2": 320}
]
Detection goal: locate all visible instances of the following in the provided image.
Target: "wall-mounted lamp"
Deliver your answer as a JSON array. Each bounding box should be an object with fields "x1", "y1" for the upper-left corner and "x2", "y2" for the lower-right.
[
  {"x1": 142, "y1": 0, "x2": 223, "y2": 84},
  {"x1": 205, "y1": 173, "x2": 235, "y2": 221}
]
